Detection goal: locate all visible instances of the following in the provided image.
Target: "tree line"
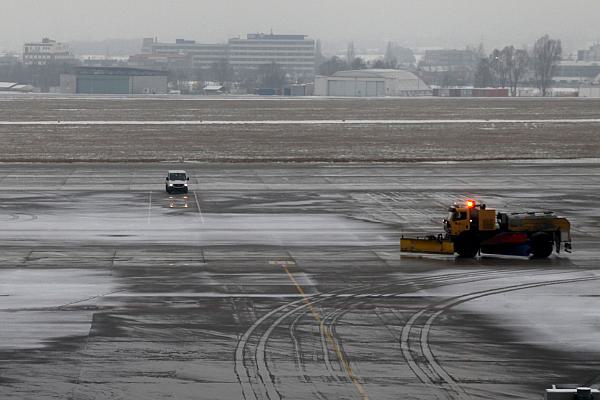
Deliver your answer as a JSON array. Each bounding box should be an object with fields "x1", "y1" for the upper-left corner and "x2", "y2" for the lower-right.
[{"x1": 475, "y1": 35, "x2": 562, "y2": 96}]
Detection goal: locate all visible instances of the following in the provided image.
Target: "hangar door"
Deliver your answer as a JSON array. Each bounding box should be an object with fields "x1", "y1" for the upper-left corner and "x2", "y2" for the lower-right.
[
  {"x1": 76, "y1": 75, "x2": 131, "y2": 94},
  {"x1": 328, "y1": 79, "x2": 385, "y2": 97},
  {"x1": 364, "y1": 81, "x2": 385, "y2": 96},
  {"x1": 328, "y1": 80, "x2": 354, "y2": 96}
]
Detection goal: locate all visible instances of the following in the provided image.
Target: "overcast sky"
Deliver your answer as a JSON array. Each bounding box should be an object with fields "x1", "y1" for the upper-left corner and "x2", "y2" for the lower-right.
[{"x1": 2, "y1": 0, "x2": 599, "y2": 53}]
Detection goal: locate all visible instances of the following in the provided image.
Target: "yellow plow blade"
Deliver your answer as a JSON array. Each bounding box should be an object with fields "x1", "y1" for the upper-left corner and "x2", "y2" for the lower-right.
[{"x1": 401, "y1": 237, "x2": 454, "y2": 255}]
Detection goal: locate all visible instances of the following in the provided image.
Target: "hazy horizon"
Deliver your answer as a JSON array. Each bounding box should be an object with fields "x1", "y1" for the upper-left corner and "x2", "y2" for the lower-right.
[{"x1": 3, "y1": 0, "x2": 600, "y2": 54}]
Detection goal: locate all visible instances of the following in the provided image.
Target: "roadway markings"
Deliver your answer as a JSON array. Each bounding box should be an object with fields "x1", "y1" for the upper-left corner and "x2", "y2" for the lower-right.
[
  {"x1": 147, "y1": 191, "x2": 152, "y2": 224},
  {"x1": 272, "y1": 260, "x2": 371, "y2": 400},
  {"x1": 3, "y1": 118, "x2": 600, "y2": 125},
  {"x1": 193, "y1": 191, "x2": 205, "y2": 224},
  {"x1": 234, "y1": 268, "x2": 558, "y2": 400}
]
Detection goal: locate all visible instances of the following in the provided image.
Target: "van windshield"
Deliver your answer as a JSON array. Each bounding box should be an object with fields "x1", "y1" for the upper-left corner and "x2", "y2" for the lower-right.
[{"x1": 169, "y1": 173, "x2": 186, "y2": 180}]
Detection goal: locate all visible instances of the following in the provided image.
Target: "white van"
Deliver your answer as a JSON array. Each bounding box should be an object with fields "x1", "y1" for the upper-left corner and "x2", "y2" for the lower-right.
[{"x1": 165, "y1": 170, "x2": 189, "y2": 194}]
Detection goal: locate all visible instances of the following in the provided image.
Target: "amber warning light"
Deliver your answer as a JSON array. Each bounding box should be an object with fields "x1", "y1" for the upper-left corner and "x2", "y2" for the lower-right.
[{"x1": 466, "y1": 200, "x2": 476, "y2": 208}]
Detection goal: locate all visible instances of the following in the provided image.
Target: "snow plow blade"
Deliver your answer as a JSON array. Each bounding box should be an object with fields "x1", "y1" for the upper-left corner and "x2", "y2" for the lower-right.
[{"x1": 401, "y1": 237, "x2": 455, "y2": 255}]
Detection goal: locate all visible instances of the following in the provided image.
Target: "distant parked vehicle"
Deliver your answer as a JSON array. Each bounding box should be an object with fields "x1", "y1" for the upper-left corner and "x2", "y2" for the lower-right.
[{"x1": 165, "y1": 170, "x2": 189, "y2": 194}]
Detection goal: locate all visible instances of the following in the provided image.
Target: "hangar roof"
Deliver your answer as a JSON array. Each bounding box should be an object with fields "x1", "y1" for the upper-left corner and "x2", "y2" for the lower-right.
[
  {"x1": 331, "y1": 69, "x2": 421, "y2": 80},
  {"x1": 0, "y1": 82, "x2": 17, "y2": 89},
  {"x1": 72, "y1": 66, "x2": 167, "y2": 77}
]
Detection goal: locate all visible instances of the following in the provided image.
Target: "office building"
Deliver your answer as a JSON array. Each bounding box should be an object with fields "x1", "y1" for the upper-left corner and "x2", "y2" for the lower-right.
[
  {"x1": 23, "y1": 38, "x2": 76, "y2": 65},
  {"x1": 228, "y1": 33, "x2": 315, "y2": 76}
]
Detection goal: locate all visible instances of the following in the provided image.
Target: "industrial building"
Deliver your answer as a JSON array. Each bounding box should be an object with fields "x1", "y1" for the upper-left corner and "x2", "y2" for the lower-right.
[
  {"x1": 22, "y1": 38, "x2": 76, "y2": 65},
  {"x1": 60, "y1": 66, "x2": 168, "y2": 94},
  {"x1": 314, "y1": 69, "x2": 431, "y2": 97}
]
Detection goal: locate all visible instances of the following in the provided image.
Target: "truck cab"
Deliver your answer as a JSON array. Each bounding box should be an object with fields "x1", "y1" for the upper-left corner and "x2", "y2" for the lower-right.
[{"x1": 165, "y1": 170, "x2": 189, "y2": 194}]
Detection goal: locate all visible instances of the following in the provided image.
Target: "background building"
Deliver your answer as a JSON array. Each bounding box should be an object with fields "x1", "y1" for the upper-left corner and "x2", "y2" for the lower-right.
[
  {"x1": 553, "y1": 61, "x2": 600, "y2": 86},
  {"x1": 314, "y1": 69, "x2": 430, "y2": 97},
  {"x1": 228, "y1": 33, "x2": 316, "y2": 76},
  {"x1": 577, "y1": 44, "x2": 600, "y2": 62},
  {"x1": 131, "y1": 34, "x2": 316, "y2": 77},
  {"x1": 0, "y1": 53, "x2": 19, "y2": 66},
  {"x1": 23, "y1": 38, "x2": 76, "y2": 65},
  {"x1": 137, "y1": 38, "x2": 229, "y2": 70},
  {"x1": 60, "y1": 66, "x2": 167, "y2": 94},
  {"x1": 418, "y1": 49, "x2": 478, "y2": 87},
  {"x1": 0, "y1": 82, "x2": 35, "y2": 92}
]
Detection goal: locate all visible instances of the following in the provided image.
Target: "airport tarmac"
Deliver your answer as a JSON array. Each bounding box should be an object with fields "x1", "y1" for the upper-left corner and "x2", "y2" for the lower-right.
[{"x1": 0, "y1": 161, "x2": 599, "y2": 399}]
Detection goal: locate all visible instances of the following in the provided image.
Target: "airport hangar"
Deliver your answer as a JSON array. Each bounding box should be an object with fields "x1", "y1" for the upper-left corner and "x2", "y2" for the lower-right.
[
  {"x1": 314, "y1": 69, "x2": 431, "y2": 97},
  {"x1": 60, "y1": 66, "x2": 168, "y2": 95}
]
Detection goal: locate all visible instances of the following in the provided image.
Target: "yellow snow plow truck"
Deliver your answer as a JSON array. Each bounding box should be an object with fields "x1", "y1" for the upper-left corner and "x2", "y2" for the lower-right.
[{"x1": 401, "y1": 200, "x2": 572, "y2": 258}]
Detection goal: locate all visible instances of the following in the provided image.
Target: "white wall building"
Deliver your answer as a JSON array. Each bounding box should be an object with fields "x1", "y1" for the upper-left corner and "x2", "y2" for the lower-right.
[
  {"x1": 228, "y1": 33, "x2": 315, "y2": 76},
  {"x1": 23, "y1": 38, "x2": 75, "y2": 65},
  {"x1": 137, "y1": 34, "x2": 315, "y2": 76},
  {"x1": 579, "y1": 76, "x2": 600, "y2": 98},
  {"x1": 141, "y1": 38, "x2": 229, "y2": 69},
  {"x1": 314, "y1": 69, "x2": 431, "y2": 97}
]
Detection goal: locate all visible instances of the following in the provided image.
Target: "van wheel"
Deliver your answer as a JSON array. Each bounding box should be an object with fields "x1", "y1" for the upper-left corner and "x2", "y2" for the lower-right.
[
  {"x1": 530, "y1": 232, "x2": 553, "y2": 258},
  {"x1": 454, "y1": 232, "x2": 479, "y2": 258}
]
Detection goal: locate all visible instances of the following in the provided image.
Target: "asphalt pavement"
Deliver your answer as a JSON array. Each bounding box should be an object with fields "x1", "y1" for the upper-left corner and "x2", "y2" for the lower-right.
[{"x1": 0, "y1": 161, "x2": 599, "y2": 399}]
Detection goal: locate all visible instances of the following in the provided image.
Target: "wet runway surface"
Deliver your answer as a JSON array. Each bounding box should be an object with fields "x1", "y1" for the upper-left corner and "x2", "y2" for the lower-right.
[{"x1": 1, "y1": 161, "x2": 599, "y2": 399}]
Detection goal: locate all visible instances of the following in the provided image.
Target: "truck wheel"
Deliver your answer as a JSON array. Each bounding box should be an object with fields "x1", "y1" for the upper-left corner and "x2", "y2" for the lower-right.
[
  {"x1": 455, "y1": 232, "x2": 479, "y2": 258},
  {"x1": 530, "y1": 232, "x2": 553, "y2": 258}
]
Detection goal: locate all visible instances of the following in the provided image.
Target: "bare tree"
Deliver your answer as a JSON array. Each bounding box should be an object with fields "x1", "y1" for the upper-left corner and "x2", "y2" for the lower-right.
[
  {"x1": 318, "y1": 56, "x2": 349, "y2": 76},
  {"x1": 210, "y1": 58, "x2": 233, "y2": 85},
  {"x1": 257, "y1": 62, "x2": 287, "y2": 88},
  {"x1": 346, "y1": 42, "x2": 356, "y2": 64},
  {"x1": 474, "y1": 58, "x2": 494, "y2": 87},
  {"x1": 383, "y1": 42, "x2": 415, "y2": 66},
  {"x1": 489, "y1": 48, "x2": 509, "y2": 88},
  {"x1": 508, "y1": 49, "x2": 529, "y2": 97},
  {"x1": 533, "y1": 34, "x2": 562, "y2": 96},
  {"x1": 372, "y1": 59, "x2": 386, "y2": 69},
  {"x1": 315, "y1": 39, "x2": 325, "y2": 68},
  {"x1": 383, "y1": 42, "x2": 398, "y2": 69},
  {"x1": 350, "y1": 57, "x2": 367, "y2": 70}
]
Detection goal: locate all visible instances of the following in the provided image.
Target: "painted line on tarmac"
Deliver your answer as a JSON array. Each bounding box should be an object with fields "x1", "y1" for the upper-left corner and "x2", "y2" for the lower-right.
[
  {"x1": 274, "y1": 260, "x2": 370, "y2": 400},
  {"x1": 147, "y1": 191, "x2": 152, "y2": 224},
  {"x1": 2, "y1": 118, "x2": 600, "y2": 125},
  {"x1": 193, "y1": 191, "x2": 205, "y2": 224}
]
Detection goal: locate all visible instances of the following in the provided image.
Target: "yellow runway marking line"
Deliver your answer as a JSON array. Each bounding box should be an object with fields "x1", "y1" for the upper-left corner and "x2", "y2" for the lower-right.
[{"x1": 272, "y1": 260, "x2": 370, "y2": 400}]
